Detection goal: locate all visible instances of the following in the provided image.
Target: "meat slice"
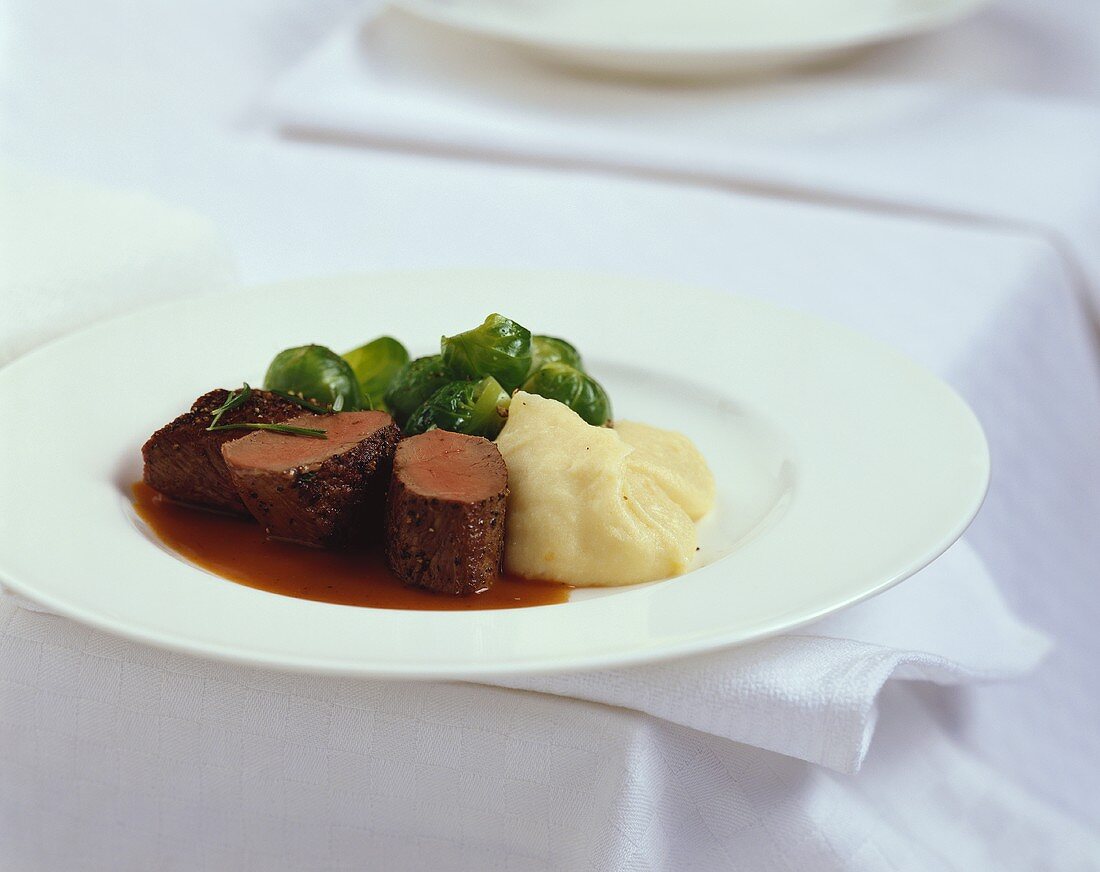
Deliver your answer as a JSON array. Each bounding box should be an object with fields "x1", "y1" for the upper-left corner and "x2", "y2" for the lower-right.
[
  {"x1": 142, "y1": 388, "x2": 305, "y2": 514},
  {"x1": 386, "y1": 430, "x2": 508, "y2": 595},
  {"x1": 222, "y1": 411, "x2": 401, "y2": 548}
]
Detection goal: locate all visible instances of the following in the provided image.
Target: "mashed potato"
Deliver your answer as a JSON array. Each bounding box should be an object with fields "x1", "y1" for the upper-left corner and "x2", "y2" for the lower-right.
[
  {"x1": 615, "y1": 420, "x2": 716, "y2": 522},
  {"x1": 495, "y1": 392, "x2": 715, "y2": 586}
]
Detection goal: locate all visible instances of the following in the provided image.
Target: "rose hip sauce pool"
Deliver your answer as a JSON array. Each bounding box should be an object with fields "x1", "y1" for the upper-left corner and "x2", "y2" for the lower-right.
[{"x1": 131, "y1": 482, "x2": 570, "y2": 610}]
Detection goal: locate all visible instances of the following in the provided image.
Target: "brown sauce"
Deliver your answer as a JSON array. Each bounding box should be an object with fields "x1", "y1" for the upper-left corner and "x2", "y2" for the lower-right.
[{"x1": 131, "y1": 482, "x2": 571, "y2": 610}]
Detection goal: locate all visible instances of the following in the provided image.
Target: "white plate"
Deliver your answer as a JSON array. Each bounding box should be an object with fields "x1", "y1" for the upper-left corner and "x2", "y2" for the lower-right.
[
  {"x1": 391, "y1": 0, "x2": 994, "y2": 77},
  {"x1": 0, "y1": 270, "x2": 988, "y2": 678}
]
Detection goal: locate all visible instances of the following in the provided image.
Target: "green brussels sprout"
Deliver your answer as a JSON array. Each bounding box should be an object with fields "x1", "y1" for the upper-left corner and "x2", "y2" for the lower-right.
[
  {"x1": 405, "y1": 377, "x2": 511, "y2": 439},
  {"x1": 522, "y1": 362, "x2": 612, "y2": 426},
  {"x1": 529, "y1": 335, "x2": 583, "y2": 374},
  {"x1": 342, "y1": 336, "x2": 409, "y2": 412},
  {"x1": 441, "y1": 313, "x2": 532, "y2": 392},
  {"x1": 384, "y1": 354, "x2": 452, "y2": 427},
  {"x1": 264, "y1": 344, "x2": 362, "y2": 411}
]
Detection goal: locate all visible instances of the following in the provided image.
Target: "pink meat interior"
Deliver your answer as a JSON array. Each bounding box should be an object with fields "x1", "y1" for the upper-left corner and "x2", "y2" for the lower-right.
[
  {"x1": 222, "y1": 411, "x2": 393, "y2": 471},
  {"x1": 395, "y1": 430, "x2": 506, "y2": 502}
]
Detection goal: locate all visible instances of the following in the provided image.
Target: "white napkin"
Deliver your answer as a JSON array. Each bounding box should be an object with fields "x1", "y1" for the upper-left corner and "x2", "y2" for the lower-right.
[
  {"x1": 261, "y1": 12, "x2": 1100, "y2": 300},
  {"x1": 0, "y1": 594, "x2": 1085, "y2": 871},
  {"x1": 0, "y1": 164, "x2": 237, "y2": 367},
  {"x1": 0, "y1": 169, "x2": 1049, "y2": 774},
  {"x1": 0, "y1": 162, "x2": 234, "y2": 597},
  {"x1": 494, "y1": 541, "x2": 1049, "y2": 773},
  {"x1": 0, "y1": 541, "x2": 1048, "y2": 776}
]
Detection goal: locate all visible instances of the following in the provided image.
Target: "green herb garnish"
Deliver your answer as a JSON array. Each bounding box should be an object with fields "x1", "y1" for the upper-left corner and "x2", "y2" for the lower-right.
[
  {"x1": 207, "y1": 383, "x2": 252, "y2": 429},
  {"x1": 208, "y1": 422, "x2": 327, "y2": 439},
  {"x1": 207, "y1": 383, "x2": 327, "y2": 439}
]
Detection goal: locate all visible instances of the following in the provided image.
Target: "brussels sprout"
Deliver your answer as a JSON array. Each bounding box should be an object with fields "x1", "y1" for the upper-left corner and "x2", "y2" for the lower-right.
[
  {"x1": 522, "y1": 362, "x2": 612, "y2": 426},
  {"x1": 441, "y1": 313, "x2": 532, "y2": 392},
  {"x1": 342, "y1": 336, "x2": 409, "y2": 412},
  {"x1": 529, "y1": 335, "x2": 583, "y2": 374},
  {"x1": 384, "y1": 354, "x2": 452, "y2": 427},
  {"x1": 264, "y1": 344, "x2": 362, "y2": 411},
  {"x1": 405, "y1": 377, "x2": 511, "y2": 439}
]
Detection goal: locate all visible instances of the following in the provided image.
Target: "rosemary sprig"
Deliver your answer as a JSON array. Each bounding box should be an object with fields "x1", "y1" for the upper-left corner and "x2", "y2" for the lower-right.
[
  {"x1": 268, "y1": 389, "x2": 333, "y2": 414},
  {"x1": 207, "y1": 383, "x2": 252, "y2": 429},
  {"x1": 207, "y1": 383, "x2": 327, "y2": 439},
  {"x1": 208, "y1": 422, "x2": 328, "y2": 439}
]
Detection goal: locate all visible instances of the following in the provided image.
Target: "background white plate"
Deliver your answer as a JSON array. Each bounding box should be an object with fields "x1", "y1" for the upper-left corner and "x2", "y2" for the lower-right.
[
  {"x1": 0, "y1": 270, "x2": 988, "y2": 678},
  {"x1": 391, "y1": 0, "x2": 995, "y2": 76}
]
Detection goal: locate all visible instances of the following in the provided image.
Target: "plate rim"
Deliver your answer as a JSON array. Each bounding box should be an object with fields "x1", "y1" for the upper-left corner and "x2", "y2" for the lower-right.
[{"x1": 388, "y1": 0, "x2": 995, "y2": 64}]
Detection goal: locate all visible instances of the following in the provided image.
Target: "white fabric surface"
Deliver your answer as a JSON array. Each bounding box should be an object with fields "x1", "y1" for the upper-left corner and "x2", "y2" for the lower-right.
[
  {"x1": 495, "y1": 545, "x2": 1052, "y2": 774},
  {"x1": 0, "y1": 164, "x2": 236, "y2": 366},
  {"x1": 938, "y1": 241, "x2": 1100, "y2": 814},
  {"x1": 1, "y1": 600, "x2": 1096, "y2": 872},
  {"x1": 0, "y1": 166, "x2": 1049, "y2": 780},
  {"x1": 817, "y1": 0, "x2": 1100, "y2": 100},
  {"x1": 0, "y1": 539, "x2": 1051, "y2": 774},
  {"x1": 3, "y1": 0, "x2": 1100, "y2": 866},
  {"x1": 2, "y1": 156, "x2": 1099, "y2": 868},
  {"x1": 263, "y1": 9, "x2": 1100, "y2": 298}
]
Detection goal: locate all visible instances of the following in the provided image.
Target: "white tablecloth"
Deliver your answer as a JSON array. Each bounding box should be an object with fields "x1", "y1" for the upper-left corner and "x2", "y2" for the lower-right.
[
  {"x1": 3, "y1": 0, "x2": 1100, "y2": 868},
  {"x1": 0, "y1": 599, "x2": 1096, "y2": 872},
  {"x1": 3, "y1": 140, "x2": 1099, "y2": 869},
  {"x1": 263, "y1": 5, "x2": 1100, "y2": 298}
]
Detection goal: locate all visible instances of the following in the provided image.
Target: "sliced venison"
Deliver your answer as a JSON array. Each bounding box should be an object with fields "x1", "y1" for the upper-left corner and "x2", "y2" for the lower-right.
[
  {"x1": 142, "y1": 388, "x2": 305, "y2": 514},
  {"x1": 386, "y1": 430, "x2": 507, "y2": 595},
  {"x1": 222, "y1": 411, "x2": 401, "y2": 548}
]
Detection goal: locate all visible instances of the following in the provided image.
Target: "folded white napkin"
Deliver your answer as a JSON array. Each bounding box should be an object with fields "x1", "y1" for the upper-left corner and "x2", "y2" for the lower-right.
[
  {"x1": 0, "y1": 168, "x2": 1048, "y2": 774},
  {"x1": 0, "y1": 594, "x2": 1085, "y2": 871},
  {"x1": 0, "y1": 540, "x2": 1048, "y2": 775},
  {"x1": 0, "y1": 164, "x2": 237, "y2": 366},
  {"x1": 262, "y1": 12, "x2": 1100, "y2": 299},
  {"x1": 494, "y1": 541, "x2": 1048, "y2": 772}
]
